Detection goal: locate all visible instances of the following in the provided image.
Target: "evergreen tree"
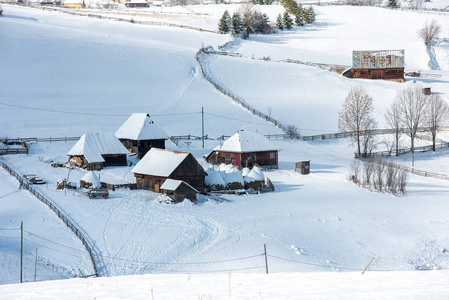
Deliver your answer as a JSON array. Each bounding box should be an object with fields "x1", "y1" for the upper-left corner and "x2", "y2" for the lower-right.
[
  {"x1": 218, "y1": 10, "x2": 231, "y2": 34},
  {"x1": 280, "y1": 0, "x2": 299, "y2": 15},
  {"x1": 276, "y1": 13, "x2": 284, "y2": 30},
  {"x1": 295, "y1": 11, "x2": 304, "y2": 26},
  {"x1": 283, "y1": 12, "x2": 293, "y2": 30},
  {"x1": 231, "y1": 12, "x2": 243, "y2": 34},
  {"x1": 305, "y1": 6, "x2": 315, "y2": 24},
  {"x1": 387, "y1": 0, "x2": 397, "y2": 7}
]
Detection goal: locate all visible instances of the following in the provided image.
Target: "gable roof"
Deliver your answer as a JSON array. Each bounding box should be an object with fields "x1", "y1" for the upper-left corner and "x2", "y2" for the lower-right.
[
  {"x1": 160, "y1": 179, "x2": 198, "y2": 193},
  {"x1": 131, "y1": 148, "x2": 191, "y2": 177},
  {"x1": 67, "y1": 132, "x2": 129, "y2": 163},
  {"x1": 115, "y1": 113, "x2": 169, "y2": 141},
  {"x1": 213, "y1": 130, "x2": 279, "y2": 153}
]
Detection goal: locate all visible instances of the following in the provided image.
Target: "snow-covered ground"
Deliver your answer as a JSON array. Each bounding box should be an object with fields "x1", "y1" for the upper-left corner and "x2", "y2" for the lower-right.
[
  {"x1": 2, "y1": 270, "x2": 449, "y2": 299},
  {"x1": 1, "y1": 3, "x2": 449, "y2": 298}
]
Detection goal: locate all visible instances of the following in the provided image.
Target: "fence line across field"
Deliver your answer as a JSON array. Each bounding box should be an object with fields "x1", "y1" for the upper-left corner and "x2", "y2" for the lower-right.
[
  {"x1": 0, "y1": 160, "x2": 98, "y2": 276},
  {"x1": 354, "y1": 156, "x2": 449, "y2": 181}
]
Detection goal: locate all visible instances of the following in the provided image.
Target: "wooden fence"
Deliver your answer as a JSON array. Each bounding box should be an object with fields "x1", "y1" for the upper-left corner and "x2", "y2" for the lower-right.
[
  {"x1": 355, "y1": 156, "x2": 449, "y2": 181},
  {"x1": 39, "y1": 6, "x2": 218, "y2": 33},
  {"x1": 0, "y1": 160, "x2": 98, "y2": 276},
  {"x1": 196, "y1": 47, "x2": 288, "y2": 133}
]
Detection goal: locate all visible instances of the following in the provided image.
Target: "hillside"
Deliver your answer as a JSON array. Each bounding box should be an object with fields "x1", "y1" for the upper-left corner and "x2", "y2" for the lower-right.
[{"x1": 1, "y1": 3, "x2": 449, "y2": 298}]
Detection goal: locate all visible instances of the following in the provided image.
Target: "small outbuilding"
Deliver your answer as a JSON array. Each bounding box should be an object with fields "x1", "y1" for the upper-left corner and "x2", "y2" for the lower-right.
[
  {"x1": 131, "y1": 148, "x2": 207, "y2": 192},
  {"x1": 206, "y1": 130, "x2": 280, "y2": 169},
  {"x1": 160, "y1": 179, "x2": 198, "y2": 203},
  {"x1": 115, "y1": 113, "x2": 169, "y2": 159},
  {"x1": 67, "y1": 132, "x2": 129, "y2": 171}
]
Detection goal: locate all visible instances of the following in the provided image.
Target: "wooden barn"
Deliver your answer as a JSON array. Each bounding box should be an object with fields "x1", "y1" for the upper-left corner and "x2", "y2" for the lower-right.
[
  {"x1": 206, "y1": 130, "x2": 280, "y2": 169},
  {"x1": 63, "y1": 0, "x2": 86, "y2": 8},
  {"x1": 131, "y1": 148, "x2": 206, "y2": 192},
  {"x1": 343, "y1": 50, "x2": 405, "y2": 82},
  {"x1": 160, "y1": 179, "x2": 198, "y2": 203},
  {"x1": 67, "y1": 132, "x2": 129, "y2": 171},
  {"x1": 115, "y1": 113, "x2": 169, "y2": 159},
  {"x1": 125, "y1": 0, "x2": 150, "y2": 7}
]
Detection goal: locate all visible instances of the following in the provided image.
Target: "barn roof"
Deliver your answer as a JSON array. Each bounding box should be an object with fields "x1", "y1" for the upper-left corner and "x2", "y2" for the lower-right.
[
  {"x1": 160, "y1": 179, "x2": 198, "y2": 192},
  {"x1": 115, "y1": 113, "x2": 169, "y2": 141},
  {"x1": 67, "y1": 132, "x2": 129, "y2": 163},
  {"x1": 213, "y1": 130, "x2": 279, "y2": 153},
  {"x1": 131, "y1": 148, "x2": 190, "y2": 177}
]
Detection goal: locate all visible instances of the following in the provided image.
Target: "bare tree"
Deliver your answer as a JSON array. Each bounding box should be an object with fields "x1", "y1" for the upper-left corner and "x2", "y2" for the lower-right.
[
  {"x1": 338, "y1": 86, "x2": 376, "y2": 157},
  {"x1": 409, "y1": 0, "x2": 423, "y2": 10},
  {"x1": 419, "y1": 19, "x2": 441, "y2": 45},
  {"x1": 348, "y1": 160, "x2": 361, "y2": 184},
  {"x1": 286, "y1": 125, "x2": 300, "y2": 139},
  {"x1": 426, "y1": 94, "x2": 449, "y2": 151},
  {"x1": 385, "y1": 100, "x2": 403, "y2": 156},
  {"x1": 362, "y1": 159, "x2": 375, "y2": 186},
  {"x1": 394, "y1": 85, "x2": 428, "y2": 167}
]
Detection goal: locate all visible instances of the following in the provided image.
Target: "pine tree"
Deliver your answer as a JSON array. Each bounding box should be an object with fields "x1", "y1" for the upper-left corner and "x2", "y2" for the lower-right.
[
  {"x1": 231, "y1": 12, "x2": 243, "y2": 34},
  {"x1": 283, "y1": 12, "x2": 293, "y2": 30},
  {"x1": 218, "y1": 10, "x2": 231, "y2": 34},
  {"x1": 295, "y1": 11, "x2": 304, "y2": 26},
  {"x1": 305, "y1": 6, "x2": 315, "y2": 24},
  {"x1": 387, "y1": 0, "x2": 397, "y2": 7},
  {"x1": 276, "y1": 13, "x2": 284, "y2": 30},
  {"x1": 280, "y1": 0, "x2": 299, "y2": 15}
]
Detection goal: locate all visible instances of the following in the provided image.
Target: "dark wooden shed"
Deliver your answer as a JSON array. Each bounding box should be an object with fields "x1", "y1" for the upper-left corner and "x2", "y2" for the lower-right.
[
  {"x1": 206, "y1": 130, "x2": 280, "y2": 169},
  {"x1": 132, "y1": 148, "x2": 207, "y2": 192},
  {"x1": 115, "y1": 113, "x2": 169, "y2": 159},
  {"x1": 160, "y1": 179, "x2": 198, "y2": 203}
]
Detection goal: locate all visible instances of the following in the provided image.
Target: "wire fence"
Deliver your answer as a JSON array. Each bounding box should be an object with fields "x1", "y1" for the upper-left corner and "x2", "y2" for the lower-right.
[
  {"x1": 37, "y1": 6, "x2": 218, "y2": 33},
  {"x1": 354, "y1": 155, "x2": 449, "y2": 181},
  {"x1": 196, "y1": 46, "x2": 288, "y2": 133},
  {"x1": 0, "y1": 160, "x2": 98, "y2": 276}
]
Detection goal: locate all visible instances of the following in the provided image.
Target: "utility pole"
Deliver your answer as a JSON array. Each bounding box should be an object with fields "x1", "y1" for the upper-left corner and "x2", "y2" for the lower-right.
[
  {"x1": 20, "y1": 221, "x2": 23, "y2": 283},
  {"x1": 34, "y1": 248, "x2": 38, "y2": 282},
  {"x1": 202, "y1": 106, "x2": 205, "y2": 149},
  {"x1": 264, "y1": 244, "x2": 269, "y2": 274}
]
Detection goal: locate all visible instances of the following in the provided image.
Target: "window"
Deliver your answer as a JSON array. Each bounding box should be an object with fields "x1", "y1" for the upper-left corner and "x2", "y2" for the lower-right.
[{"x1": 270, "y1": 152, "x2": 276, "y2": 159}]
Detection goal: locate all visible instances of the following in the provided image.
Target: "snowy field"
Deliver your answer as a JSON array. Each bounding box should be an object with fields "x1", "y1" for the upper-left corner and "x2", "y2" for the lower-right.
[{"x1": 1, "y1": 3, "x2": 449, "y2": 298}]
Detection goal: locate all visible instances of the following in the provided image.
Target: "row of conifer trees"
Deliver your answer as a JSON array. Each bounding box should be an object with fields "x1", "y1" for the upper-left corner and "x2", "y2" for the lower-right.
[{"x1": 218, "y1": 3, "x2": 315, "y2": 35}]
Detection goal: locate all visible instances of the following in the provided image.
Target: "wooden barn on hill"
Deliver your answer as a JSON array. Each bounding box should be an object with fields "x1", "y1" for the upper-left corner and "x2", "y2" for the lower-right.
[
  {"x1": 131, "y1": 148, "x2": 206, "y2": 192},
  {"x1": 115, "y1": 113, "x2": 169, "y2": 159},
  {"x1": 67, "y1": 132, "x2": 129, "y2": 171},
  {"x1": 206, "y1": 130, "x2": 280, "y2": 169},
  {"x1": 343, "y1": 50, "x2": 405, "y2": 82}
]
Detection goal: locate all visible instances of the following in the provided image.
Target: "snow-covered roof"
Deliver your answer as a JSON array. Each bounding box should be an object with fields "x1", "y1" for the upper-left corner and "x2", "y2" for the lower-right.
[
  {"x1": 115, "y1": 113, "x2": 169, "y2": 141},
  {"x1": 213, "y1": 130, "x2": 279, "y2": 153},
  {"x1": 67, "y1": 132, "x2": 129, "y2": 163},
  {"x1": 160, "y1": 179, "x2": 198, "y2": 192},
  {"x1": 131, "y1": 148, "x2": 190, "y2": 177}
]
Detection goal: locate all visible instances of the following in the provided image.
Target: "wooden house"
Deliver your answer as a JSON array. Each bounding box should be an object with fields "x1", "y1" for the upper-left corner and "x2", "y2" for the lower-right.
[
  {"x1": 67, "y1": 132, "x2": 129, "y2": 171},
  {"x1": 206, "y1": 130, "x2": 280, "y2": 169},
  {"x1": 125, "y1": 0, "x2": 150, "y2": 7},
  {"x1": 115, "y1": 113, "x2": 169, "y2": 159},
  {"x1": 343, "y1": 50, "x2": 405, "y2": 82},
  {"x1": 131, "y1": 148, "x2": 207, "y2": 192},
  {"x1": 63, "y1": 0, "x2": 86, "y2": 8},
  {"x1": 160, "y1": 179, "x2": 198, "y2": 203}
]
